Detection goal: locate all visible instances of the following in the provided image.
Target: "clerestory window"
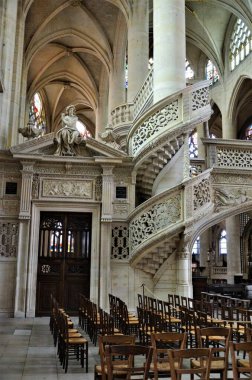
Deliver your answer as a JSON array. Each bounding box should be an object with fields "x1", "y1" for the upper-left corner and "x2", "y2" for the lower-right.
[
  {"x1": 29, "y1": 92, "x2": 46, "y2": 132},
  {"x1": 230, "y1": 18, "x2": 252, "y2": 71}
]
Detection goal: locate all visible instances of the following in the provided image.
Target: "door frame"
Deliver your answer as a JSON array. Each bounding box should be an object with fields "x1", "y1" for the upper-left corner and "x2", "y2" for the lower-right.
[{"x1": 26, "y1": 201, "x2": 100, "y2": 317}]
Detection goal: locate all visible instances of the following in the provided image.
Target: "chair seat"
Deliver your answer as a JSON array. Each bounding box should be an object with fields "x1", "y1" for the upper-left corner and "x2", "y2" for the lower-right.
[
  {"x1": 192, "y1": 358, "x2": 225, "y2": 370},
  {"x1": 67, "y1": 337, "x2": 88, "y2": 344},
  {"x1": 238, "y1": 359, "x2": 250, "y2": 368}
]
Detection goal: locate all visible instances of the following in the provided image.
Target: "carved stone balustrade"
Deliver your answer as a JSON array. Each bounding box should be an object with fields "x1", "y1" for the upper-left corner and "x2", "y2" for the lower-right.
[
  {"x1": 110, "y1": 103, "x2": 134, "y2": 130},
  {"x1": 212, "y1": 267, "x2": 227, "y2": 275},
  {"x1": 190, "y1": 158, "x2": 205, "y2": 177},
  {"x1": 128, "y1": 185, "x2": 183, "y2": 264},
  {"x1": 128, "y1": 80, "x2": 211, "y2": 157},
  {"x1": 133, "y1": 68, "x2": 153, "y2": 120},
  {"x1": 203, "y1": 138, "x2": 252, "y2": 170}
]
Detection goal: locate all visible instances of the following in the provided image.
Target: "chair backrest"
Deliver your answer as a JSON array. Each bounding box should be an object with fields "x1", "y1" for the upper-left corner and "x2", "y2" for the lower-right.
[
  {"x1": 168, "y1": 347, "x2": 212, "y2": 380},
  {"x1": 105, "y1": 344, "x2": 153, "y2": 380},
  {"x1": 230, "y1": 341, "x2": 252, "y2": 380},
  {"x1": 98, "y1": 334, "x2": 136, "y2": 374},
  {"x1": 196, "y1": 326, "x2": 231, "y2": 373},
  {"x1": 151, "y1": 331, "x2": 187, "y2": 372}
]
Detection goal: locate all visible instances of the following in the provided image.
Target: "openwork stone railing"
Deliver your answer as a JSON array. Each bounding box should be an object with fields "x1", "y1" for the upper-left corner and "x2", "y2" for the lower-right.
[
  {"x1": 133, "y1": 69, "x2": 153, "y2": 120},
  {"x1": 128, "y1": 80, "x2": 211, "y2": 156},
  {"x1": 204, "y1": 138, "x2": 252, "y2": 169},
  {"x1": 111, "y1": 103, "x2": 134, "y2": 129},
  {"x1": 129, "y1": 187, "x2": 183, "y2": 256},
  {"x1": 212, "y1": 267, "x2": 227, "y2": 275},
  {"x1": 184, "y1": 170, "x2": 212, "y2": 220}
]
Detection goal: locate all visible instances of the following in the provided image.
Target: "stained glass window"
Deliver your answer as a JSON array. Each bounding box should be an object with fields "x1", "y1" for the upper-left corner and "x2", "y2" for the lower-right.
[
  {"x1": 185, "y1": 59, "x2": 194, "y2": 80},
  {"x1": 244, "y1": 124, "x2": 252, "y2": 140},
  {"x1": 29, "y1": 92, "x2": 46, "y2": 132},
  {"x1": 219, "y1": 229, "x2": 227, "y2": 255},
  {"x1": 189, "y1": 131, "x2": 198, "y2": 158},
  {"x1": 230, "y1": 18, "x2": 252, "y2": 71},
  {"x1": 206, "y1": 60, "x2": 219, "y2": 85},
  {"x1": 76, "y1": 121, "x2": 92, "y2": 139},
  {"x1": 192, "y1": 236, "x2": 200, "y2": 255}
]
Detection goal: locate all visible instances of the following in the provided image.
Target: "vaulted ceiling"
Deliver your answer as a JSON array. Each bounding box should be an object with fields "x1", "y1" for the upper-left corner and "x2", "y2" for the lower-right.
[{"x1": 22, "y1": 0, "x2": 252, "y2": 135}]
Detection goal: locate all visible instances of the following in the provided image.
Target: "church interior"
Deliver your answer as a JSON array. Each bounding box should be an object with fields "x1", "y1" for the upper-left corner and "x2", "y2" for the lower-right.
[
  {"x1": 1, "y1": 0, "x2": 252, "y2": 321},
  {"x1": 2, "y1": 0, "x2": 252, "y2": 378}
]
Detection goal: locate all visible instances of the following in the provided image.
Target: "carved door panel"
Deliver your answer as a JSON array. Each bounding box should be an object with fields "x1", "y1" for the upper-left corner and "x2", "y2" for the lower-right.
[{"x1": 36, "y1": 212, "x2": 91, "y2": 316}]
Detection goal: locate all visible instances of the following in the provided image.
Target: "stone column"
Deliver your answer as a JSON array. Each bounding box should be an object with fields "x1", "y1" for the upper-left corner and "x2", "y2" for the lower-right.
[
  {"x1": 14, "y1": 161, "x2": 34, "y2": 317},
  {"x1": 222, "y1": 113, "x2": 236, "y2": 139},
  {"x1": 153, "y1": 0, "x2": 186, "y2": 103},
  {"x1": 100, "y1": 165, "x2": 114, "y2": 309},
  {"x1": 226, "y1": 215, "x2": 241, "y2": 284},
  {"x1": 108, "y1": 13, "x2": 127, "y2": 123},
  {"x1": 127, "y1": 0, "x2": 149, "y2": 102},
  {"x1": 177, "y1": 238, "x2": 193, "y2": 297},
  {"x1": 0, "y1": 0, "x2": 19, "y2": 148}
]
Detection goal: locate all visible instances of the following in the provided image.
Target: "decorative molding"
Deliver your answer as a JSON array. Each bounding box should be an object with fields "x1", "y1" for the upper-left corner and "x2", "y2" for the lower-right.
[
  {"x1": 42, "y1": 179, "x2": 93, "y2": 198},
  {"x1": 0, "y1": 222, "x2": 19, "y2": 257}
]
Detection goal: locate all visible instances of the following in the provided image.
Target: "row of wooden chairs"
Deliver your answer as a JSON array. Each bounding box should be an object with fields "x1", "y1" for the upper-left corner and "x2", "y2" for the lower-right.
[
  {"x1": 50, "y1": 294, "x2": 88, "y2": 373},
  {"x1": 94, "y1": 329, "x2": 252, "y2": 379},
  {"x1": 79, "y1": 294, "x2": 121, "y2": 345},
  {"x1": 109, "y1": 294, "x2": 139, "y2": 335}
]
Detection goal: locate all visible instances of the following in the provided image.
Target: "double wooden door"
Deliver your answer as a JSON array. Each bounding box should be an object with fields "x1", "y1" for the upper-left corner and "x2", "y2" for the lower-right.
[{"x1": 36, "y1": 212, "x2": 92, "y2": 315}]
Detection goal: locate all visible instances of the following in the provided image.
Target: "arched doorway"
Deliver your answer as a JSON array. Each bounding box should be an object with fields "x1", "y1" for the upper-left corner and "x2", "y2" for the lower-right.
[{"x1": 36, "y1": 211, "x2": 92, "y2": 315}]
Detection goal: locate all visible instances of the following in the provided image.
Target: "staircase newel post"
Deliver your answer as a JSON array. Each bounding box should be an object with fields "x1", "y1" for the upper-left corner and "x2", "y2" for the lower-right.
[{"x1": 183, "y1": 133, "x2": 190, "y2": 181}]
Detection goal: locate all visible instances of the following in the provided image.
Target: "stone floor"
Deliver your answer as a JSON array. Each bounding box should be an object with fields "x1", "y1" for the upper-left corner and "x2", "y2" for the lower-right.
[
  {"x1": 0, "y1": 316, "x2": 241, "y2": 380},
  {"x1": 0, "y1": 317, "x2": 99, "y2": 380}
]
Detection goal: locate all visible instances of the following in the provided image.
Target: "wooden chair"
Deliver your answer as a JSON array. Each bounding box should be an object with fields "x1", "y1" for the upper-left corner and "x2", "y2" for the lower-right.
[
  {"x1": 193, "y1": 326, "x2": 231, "y2": 380},
  {"x1": 94, "y1": 334, "x2": 136, "y2": 380},
  {"x1": 150, "y1": 331, "x2": 187, "y2": 380},
  {"x1": 168, "y1": 347, "x2": 212, "y2": 380},
  {"x1": 230, "y1": 341, "x2": 252, "y2": 379},
  {"x1": 105, "y1": 344, "x2": 153, "y2": 380},
  {"x1": 59, "y1": 312, "x2": 88, "y2": 373}
]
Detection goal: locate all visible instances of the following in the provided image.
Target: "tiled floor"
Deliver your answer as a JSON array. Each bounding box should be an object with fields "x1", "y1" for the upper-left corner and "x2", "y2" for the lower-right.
[{"x1": 0, "y1": 317, "x2": 99, "y2": 380}]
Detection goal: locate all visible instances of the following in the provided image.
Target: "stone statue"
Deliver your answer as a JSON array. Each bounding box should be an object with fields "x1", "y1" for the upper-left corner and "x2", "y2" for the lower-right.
[{"x1": 54, "y1": 105, "x2": 83, "y2": 156}]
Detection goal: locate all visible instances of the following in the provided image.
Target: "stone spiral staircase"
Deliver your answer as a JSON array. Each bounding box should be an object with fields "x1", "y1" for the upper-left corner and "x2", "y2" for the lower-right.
[
  {"x1": 110, "y1": 73, "x2": 252, "y2": 280},
  {"x1": 125, "y1": 80, "x2": 212, "y2": 278}
]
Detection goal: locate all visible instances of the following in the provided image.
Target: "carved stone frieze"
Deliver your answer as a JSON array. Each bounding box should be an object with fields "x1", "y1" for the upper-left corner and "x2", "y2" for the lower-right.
[
  {"x1": 211, "y1": 172, "x2": 251, "y2": 185},
  {"x1": 193, "y1": 178, "x2": 211, "y2": 210},
  {"x1": 214, "y1": 187, "x2": 252, "y2": 212},
  {"x1": 129, "y1": 193, "x2": 181, "y2": 251},
  {"x1": 42, "y1": 179, "x2": 93, "y2": 199},
  {"x1": 0, "y1": 221, "x2": 18, "y2": 257},
  {"x1": 132, "y1": 99, "x2": 179, "y2": 154}
]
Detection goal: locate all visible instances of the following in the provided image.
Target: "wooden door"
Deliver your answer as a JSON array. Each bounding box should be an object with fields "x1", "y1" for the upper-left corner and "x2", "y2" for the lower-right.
[{"x1": 36, "y1": 212, "x2": 92, "y2": 316}]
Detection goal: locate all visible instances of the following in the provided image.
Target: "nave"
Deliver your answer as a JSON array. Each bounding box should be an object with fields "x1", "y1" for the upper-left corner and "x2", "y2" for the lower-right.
[{"x1": 0, "y1": 313, "x2": 246, "y2": 380}]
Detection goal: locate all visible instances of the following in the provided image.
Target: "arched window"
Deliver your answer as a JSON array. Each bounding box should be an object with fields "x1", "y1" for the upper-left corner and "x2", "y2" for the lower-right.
[
  {"x1": 189, "y1": 131, "x2": 198, "y2": 158},
  {"x1": 185, "y1": 59, "x2": 194, "y2": 80},
  {"x1": 230, "y1": 18, "x2": 252, "y2": 71},
  {"x1": 76, "y1": 120, "x2": 92, "y2": 139},
  {"x1": 125, "y1": 55, "x2": 128, "y2": 89},
  {"x1": 206, "y1": 59, "x2": 219, "y2": 85},
  {"x1": 219, "y1": 229, "x2": 227, "y2": 255},
  {"x1": 192, "y1": 236, "x2": 200, "y2": 255},
  {"x1": 244, "y1": 124, "x2": 252, "y2": 140},
  {"x1": 29, "y1": 92, "x2": 46, "y2": 132}
]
